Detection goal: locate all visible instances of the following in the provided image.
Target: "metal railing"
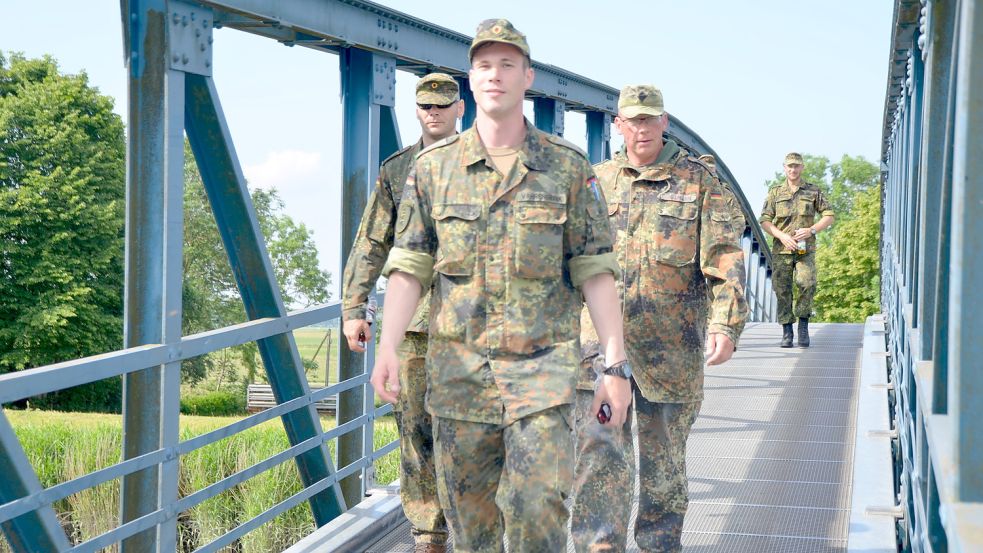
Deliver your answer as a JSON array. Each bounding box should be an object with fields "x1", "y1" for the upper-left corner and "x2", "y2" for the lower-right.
[
  {"x1": 0, "y1": 1, "x2": 775, "y2": 551},
  {"x1": 880, "y1": 1, "x2": 983, "y2": 551}
]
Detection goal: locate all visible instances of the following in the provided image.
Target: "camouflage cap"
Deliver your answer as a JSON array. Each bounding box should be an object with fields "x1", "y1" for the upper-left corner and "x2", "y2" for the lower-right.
[
  {"x1": 618, "y1": 85, "x2": 665, "y2": 118},
  {"x1": 784, "y1": 152, "x2": 804, "y2": 166},
  {"x1": 469, "y1": 19, "x2": 530, "y2": 60},
  {"x1": 416, "y1": 73, "x2": 460, "y2": 105}
]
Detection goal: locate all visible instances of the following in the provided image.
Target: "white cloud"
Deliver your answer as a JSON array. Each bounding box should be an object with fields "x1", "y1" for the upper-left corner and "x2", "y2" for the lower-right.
[{"x1": 242, "y1": 150, "x2": 323, "y2": 190}]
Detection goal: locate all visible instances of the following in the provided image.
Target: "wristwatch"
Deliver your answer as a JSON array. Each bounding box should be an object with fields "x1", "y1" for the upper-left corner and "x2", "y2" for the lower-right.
[
  {"x1": 810, "y1": 227, "x2": 817, "y2": 236},
  {"x1": 602, "y1": 359, "x2": 633, "y2": 380}
]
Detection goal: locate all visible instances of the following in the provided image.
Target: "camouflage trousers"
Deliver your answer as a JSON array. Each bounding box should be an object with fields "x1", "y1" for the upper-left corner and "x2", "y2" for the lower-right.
[
  {"x1": 771, "y1": 251, "x2": 817, "y2": 324},
  {"x1": 571, "y1": 382, "x2": 701, "y2": 553},
  {"x1": 394, "y1": 333, "x2": 447, "y2": 545},
  {"x1": 433, "y1": 407, "x2": 574, "y2": 553}
]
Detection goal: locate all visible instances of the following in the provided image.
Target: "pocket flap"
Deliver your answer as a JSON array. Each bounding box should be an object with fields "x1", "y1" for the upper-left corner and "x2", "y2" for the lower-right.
[
  {"x1": 432, "y1": 203, "x2": 480, "y2": 221},
  {"x1": 516, "y1": 204, "x2": 567, "y2": 224}
]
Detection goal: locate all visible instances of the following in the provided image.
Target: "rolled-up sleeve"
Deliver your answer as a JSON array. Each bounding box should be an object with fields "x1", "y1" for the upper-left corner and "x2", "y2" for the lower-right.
[
  {"x1": 565, "y1": 165, "x2": 621, "y2": 289},
  {"x1": 759, "y1": 188, "x2": 776, "y2": 224},
  {"x1": 382, "y1": 163, "x2": 437, "y2": 289}
]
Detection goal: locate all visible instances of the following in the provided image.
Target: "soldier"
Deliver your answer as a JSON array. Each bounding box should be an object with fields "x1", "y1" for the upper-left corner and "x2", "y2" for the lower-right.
[
  {"x1": 372, "y1": 19, "x2": 633, "y2": 553},
  {"x1": 759, "y1": 152, "x2": 835, "y2": 347},
  {"x1": 571, "y1": 85, "x2": 748, "y2": 553},
  {"x1": 340, "y1": 73, "x2": 463, "y2": 552}
]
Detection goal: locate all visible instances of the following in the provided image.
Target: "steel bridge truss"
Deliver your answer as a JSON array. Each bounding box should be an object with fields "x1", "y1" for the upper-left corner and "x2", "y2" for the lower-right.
[
  {"x1": 881, "y1": 1, "x2": 983, "y2": 552},
  {"x1": 0, "y1": 1, "x2": 774, "y2": 551}
]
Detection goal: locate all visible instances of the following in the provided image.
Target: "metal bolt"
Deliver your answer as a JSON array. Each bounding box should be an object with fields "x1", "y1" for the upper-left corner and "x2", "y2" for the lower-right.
[
  {"x1": 131, "y1": 12, "x2": 138, "y2": 22},
  {"x1": 200, "y1": 43, "x2": 206, "y2": 52},
  {"x1": 195, "y1": 28, "x2": 201, "y2": 37},
  {"x1": 205, "y1": 60, "x2": 211, "y2": 68},
  {"x1": 172, "y1": 54, "x2": 179, "y2": 63},
  {"x1": 203, "y1": 19, "x2": 209, "y2": 28},
  {"x1": 182, "y1": 15, "x2": 188, "y2": 26},
  {"x1": 208, "y1": 36, "x2": 213, "y2": 44},
  {"x1": 190, "y1": 12, "x2": 196, "y2": 21},
  {"x1": 182, "y1": 54, "x2": 189, "y2": 64},
  {"x1": 172, "y1": 13, "x2": 180, "y2": 24}
]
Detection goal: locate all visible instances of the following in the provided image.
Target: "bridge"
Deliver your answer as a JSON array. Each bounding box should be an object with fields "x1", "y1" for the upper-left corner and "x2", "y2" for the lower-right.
[{"x1": 0, "y1": 0, "x2": 979, "y2": 552}]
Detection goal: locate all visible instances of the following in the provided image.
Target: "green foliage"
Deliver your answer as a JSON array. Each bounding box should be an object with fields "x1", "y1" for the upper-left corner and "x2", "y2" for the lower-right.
[
  {"x1": 0, "y1": 52, "x2": 125, "y2": 409},
  {"x1": 814, "y1": 186, "x2": 881, "y2": 322},
  {"x1": 180, "y1": 390, "x2": 246, "y2": 416},
  {"x1": 181, "y1": 147, "x2": 332, "y2": 385},
  {"x1": 763, "y1": 153, "x2": 882, "y2": 322}
]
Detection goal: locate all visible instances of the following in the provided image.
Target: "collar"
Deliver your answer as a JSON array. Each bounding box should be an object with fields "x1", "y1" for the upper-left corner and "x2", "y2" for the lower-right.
[{"x1": 459, "y1": 119, "x2": 547, "y2": 171}]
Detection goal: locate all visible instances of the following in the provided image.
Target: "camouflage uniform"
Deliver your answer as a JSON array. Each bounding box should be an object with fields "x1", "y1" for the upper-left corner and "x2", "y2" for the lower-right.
[
  {"x1": 341, "y1": 73, "x2": 461, "y2": 548},
  {"x1": 758, "y1": 178, "x2": 834, "y2": 324},
  {"x1": 383, "y1": 115, "x2": 618, "y2": 552},
  {"x1": 571, "y1": 85, "x2": 747, "y2": 553},
  {"x1": 698, "y1": 154, "x2": 747, "y2": 232}
]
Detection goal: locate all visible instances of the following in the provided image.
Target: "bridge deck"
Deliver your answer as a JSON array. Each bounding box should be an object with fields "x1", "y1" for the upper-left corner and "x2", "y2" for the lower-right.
[{"x1": 359, "y1": 322, "x2": 864, "y2": 552}]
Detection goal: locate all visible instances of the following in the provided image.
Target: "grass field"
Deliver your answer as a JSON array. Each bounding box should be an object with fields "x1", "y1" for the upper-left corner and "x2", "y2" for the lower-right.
[
  {"x1": 3, "y1": 409, "x2": 399, "y2": 552},
  {"x1": 292, "y1": 327, "x2": 379, "y2": 387}
]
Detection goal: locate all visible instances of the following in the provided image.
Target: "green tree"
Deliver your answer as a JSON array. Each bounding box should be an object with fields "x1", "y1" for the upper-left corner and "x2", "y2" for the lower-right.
[
  {"x1": 814, "y1": 186, "x2": 881, "y2": 322},
  {"x1": 0, "y1": 53, "x2": 125, "y2": 410},
  {"x1": 763, "y1": 153, "x2": 882, "y2": 322},
  {"x1": 181, "y1": 147, "x2": 331, "y2": 384}
]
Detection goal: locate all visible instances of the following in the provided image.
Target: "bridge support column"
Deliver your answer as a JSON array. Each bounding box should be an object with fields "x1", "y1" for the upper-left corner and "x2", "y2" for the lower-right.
[
  {"x1": 533, "y1": 97, "x2": 565, "y2": 136},
  {"x1": 586, "y1": 111, "x2": 612, "y2": 164}
]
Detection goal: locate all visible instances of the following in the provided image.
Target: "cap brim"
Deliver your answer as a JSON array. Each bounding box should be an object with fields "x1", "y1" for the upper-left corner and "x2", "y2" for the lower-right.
[
  {"x1": 469, "y1": 39, "x2": 528, "y2": 59},
  {"x1": 416, "y1": 92, "x2": 460, "y2": 104},
  {"x1": 619, "y1": 105, "x2": 665, "y2": 118}
]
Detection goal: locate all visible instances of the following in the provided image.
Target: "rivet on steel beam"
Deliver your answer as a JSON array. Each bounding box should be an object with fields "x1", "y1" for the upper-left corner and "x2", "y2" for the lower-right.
[
  {"x1": 172, "y1": 13, "x2": 180, "y2": 24},
  {"x1": 131, "y1": 12, "x2": 138, "y2": 22},
  {"x1": 182, "y1": 15, "x2": 188, "y2": 26},
  {"x1": 200, "y1": 43, "x2": 206, "y2": 52},
  {"x1": 172, "y1": 54, "x2": 179, "y2": 63},
  {"x1": 203, "y1": 19, "x2": 209, "y2": 28},
  {"x1": 208, "y1": 36, "x2": 213, "y2": 44},
  {"x1": 190, "y1": 12, "x2": 196, "y2": 21},
  {"x1": 195, "y1": 28, "x2": 201, "y2": 37},
  {"x1": 205, "y1": 60, "x2": 211, "y2": 68},
  {"x1": 182, "y1": 54, "x2": 189, "y2": 64}
]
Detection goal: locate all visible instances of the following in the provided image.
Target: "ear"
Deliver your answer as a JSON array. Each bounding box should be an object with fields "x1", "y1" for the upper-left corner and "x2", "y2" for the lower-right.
[
  {"x1": 455, "y1": 99, "x2": 465, "y2": 118},
  {"x1": 524, "y1": 67, "x2": 535, "y2": 89}
]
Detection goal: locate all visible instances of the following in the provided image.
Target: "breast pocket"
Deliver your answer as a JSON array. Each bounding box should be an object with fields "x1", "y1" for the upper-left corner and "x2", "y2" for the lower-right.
[
  {"x1": 775, "y1": 198, "x2": 793, "y2": 218},
  {"x1": 655, "y1": 198, "x2": 699, "y2": 267},
  {"x1": 432, "y1": 203, "x2": 480, "y2": 276},
  {"x1": 514, "y1": 202, "x2": 567, "y2": 279},
  {"x1": 799, "y1": 197, "x2": 816, "y2": 217}
]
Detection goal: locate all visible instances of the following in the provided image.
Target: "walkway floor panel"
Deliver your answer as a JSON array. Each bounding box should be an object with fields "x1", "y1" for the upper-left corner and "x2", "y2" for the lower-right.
[{"x1": 359, "y1": 322, "x2": 862, "y2": 552}]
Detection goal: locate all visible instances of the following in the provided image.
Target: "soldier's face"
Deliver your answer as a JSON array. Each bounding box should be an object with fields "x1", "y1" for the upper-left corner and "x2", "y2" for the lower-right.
[
  {"x1": 615, "y1": 113, "x2": 669, "y2": 165},
  {"x1": 416, "y1": 100, "x2": 464, "y2": 142},
  {"x1": 784, "y1": 163, "x2": 803, "y2": 181},
  {"x1": 469, "y1": 43, "x2": 534, "y2": 120}
]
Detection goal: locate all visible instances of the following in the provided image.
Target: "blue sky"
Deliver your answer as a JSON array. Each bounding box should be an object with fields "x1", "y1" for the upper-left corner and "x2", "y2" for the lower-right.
[{"x1": 2, "y1": 1, "x2": 893, "y2": 298}]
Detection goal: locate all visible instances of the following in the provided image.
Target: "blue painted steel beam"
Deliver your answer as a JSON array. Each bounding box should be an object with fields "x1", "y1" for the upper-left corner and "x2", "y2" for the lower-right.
[
  {"x1": 585, "y1": 111, "x2": 611, "y2": 164},
  {"x1": 338, "y1": 46, "x2": 399, "y2": 506},
  {"x1": 533, "y1": 97, "x2": 564, "y2": 136},
  {"x1": 916, "y1": 0, "x2": 957, "y2": 363},
  {"x1": 0, "y1": 411, "x2": 71, "y2": 552},
  {"x1": 948, "y1": 0, "x2": 983, "y2": 503},
  {"x1": 183, "y1": 72, "x2": 346, "y2": 523},
  {"x1": 120, "y1": 1, "x2": 187, "y2": 549},
  {"x1": 457, "y1": 77, "x2": 476, "y2": 131},
  {"x1": 198, "y1": 0, "x2": 619, "y2": 114}
]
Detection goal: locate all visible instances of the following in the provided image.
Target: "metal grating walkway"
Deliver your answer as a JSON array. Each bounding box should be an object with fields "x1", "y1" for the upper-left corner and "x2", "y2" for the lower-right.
[{"x1": 361, "y1": 322, "x2": 863, "y2": 552}]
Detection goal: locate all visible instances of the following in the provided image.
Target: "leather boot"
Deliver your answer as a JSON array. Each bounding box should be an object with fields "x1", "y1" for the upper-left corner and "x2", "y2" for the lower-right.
[
  {"x1": 797, "y1": 317, "x2": 810, "y2": 347},
  {"x1": 781, "y1": 324, "x2": 794, "y2": 348}
]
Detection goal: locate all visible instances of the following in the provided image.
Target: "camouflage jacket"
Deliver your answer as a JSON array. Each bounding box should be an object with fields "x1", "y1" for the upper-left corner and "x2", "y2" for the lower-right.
[
  {"x1": 759, "y1": 181, "x2": 834, "y2": 255},
  {"x1": 383, "y1": 120, "x2": 619, "y2": 424},
  {"x1": 341, "y1": 140, "x2": 431, "y2": 333},
  {"x1": 578, "y1": 143, "x2": 748, "y2": 403}
]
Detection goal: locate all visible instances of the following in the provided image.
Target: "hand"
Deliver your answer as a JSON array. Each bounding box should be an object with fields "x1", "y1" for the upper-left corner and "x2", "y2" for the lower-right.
[
  {"x1": 343, "y1": 319, "x2": 372, "y2": 352},
  {"x1": 791, "y1": 227, "x2": 813, "y2": 241},
  {"x1": 591, "y1": 374, "x2": 631, "y2": 427},
  {"x1": 705, "y1": 333, "x2": 736, "y2": 365},
  {"x1": 777, "y1": 231, "x2": 799, "y2": 251},
  {"x1": 370, "y1": 346, "x2": 401, "y2": 404}
]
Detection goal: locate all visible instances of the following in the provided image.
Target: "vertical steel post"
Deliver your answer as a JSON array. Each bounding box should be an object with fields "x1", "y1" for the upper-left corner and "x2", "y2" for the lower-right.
[
  {"x1": 948, "y1": 0, "x2": 983, "y2": 502},
  {"x1": 120, "y1": 2, "x2": 185, "y2": 550},
  {"x1": 457, "y1": 76, "x2": 477, "y2": 131},
  {"x1": 916, "y1": 0, "x2": 958, "y2": 361},
  {"x1": 338, "y1": 47, "x2": 395, "y2": 506},
  {"x1": 533, "y1": 97, "x2": 565, "y2": 136},
  {"x1": 586, "y1": 111, "x2": 612, "y2": 164},
  {"x1": 184, "y1": 73, "x2": 345, "y2": 524}
]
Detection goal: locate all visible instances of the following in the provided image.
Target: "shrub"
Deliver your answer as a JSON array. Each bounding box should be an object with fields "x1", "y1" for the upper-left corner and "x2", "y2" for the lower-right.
[{"x1": 180, "y1": 390, "x2": 245, "y2": 417}]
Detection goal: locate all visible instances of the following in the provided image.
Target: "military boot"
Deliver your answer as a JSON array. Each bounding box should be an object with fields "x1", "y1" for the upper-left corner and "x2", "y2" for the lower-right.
[
  {"x1": 798, "y1": 317, "x2": 810, "y2": 347},
  {"x1": 781, "y1": 324, "x2": 794, "y2": 348}
]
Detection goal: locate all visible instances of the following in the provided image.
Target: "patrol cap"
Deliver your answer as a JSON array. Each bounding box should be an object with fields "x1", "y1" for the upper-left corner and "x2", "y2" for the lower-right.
[
  {"x1": 469, "y1": 19, "x2": 530, "y2": 60},
  {"x1": 416, "y1": 73, "x2": 460, "y2": 105},
  {"x1": 784, "y1": 152, "x2": 804, "y2": 166},
  {"x1": 618, "y1": 85, "x2": 665, "y2": 118}
]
